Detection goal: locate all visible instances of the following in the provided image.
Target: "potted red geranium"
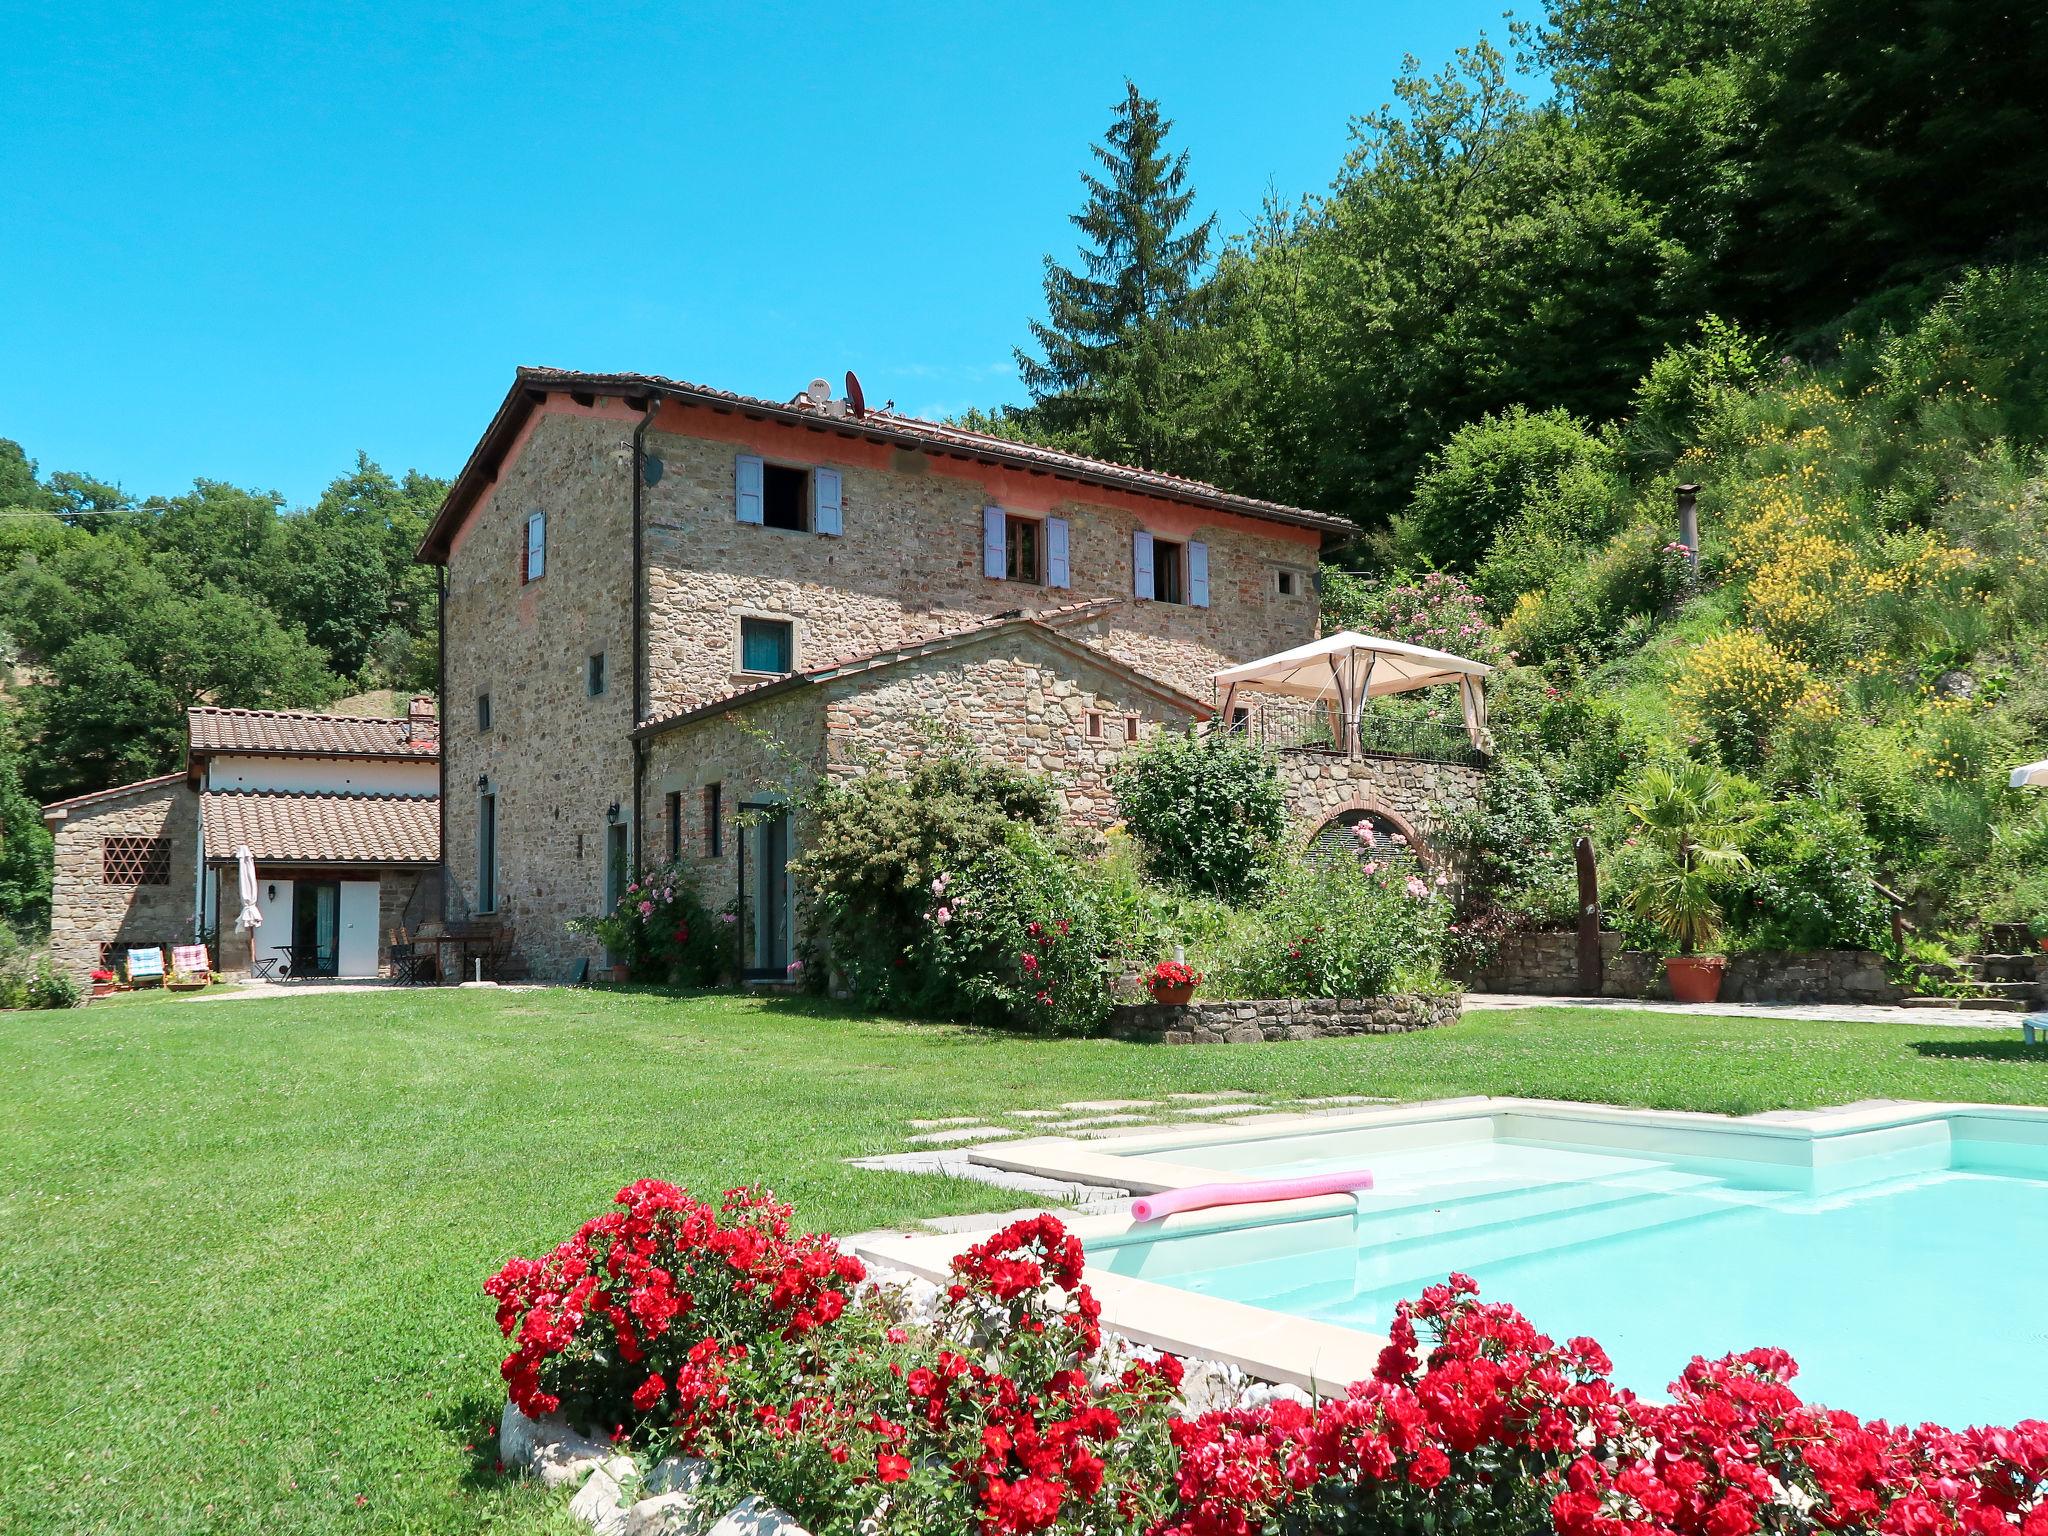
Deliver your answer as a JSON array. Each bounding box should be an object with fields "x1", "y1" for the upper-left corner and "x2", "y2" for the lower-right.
[
  {"x1": 1148, "y1": 959, "x2": 1202, "y2": 1007},
  {"x1": 89, "y1": 968, "x2": 116, "y2": 1000}
]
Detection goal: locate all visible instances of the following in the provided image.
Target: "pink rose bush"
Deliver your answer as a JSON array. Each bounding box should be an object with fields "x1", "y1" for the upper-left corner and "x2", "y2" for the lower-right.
[{"x1": 488, "y1": 1198, "x2": 2048, "y2": 1536}]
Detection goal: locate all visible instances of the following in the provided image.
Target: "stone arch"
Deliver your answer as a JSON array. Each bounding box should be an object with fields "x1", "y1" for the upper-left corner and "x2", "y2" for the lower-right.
[{"x1": 1304, "y1": 797, "x2": 1434, "y2": 869}]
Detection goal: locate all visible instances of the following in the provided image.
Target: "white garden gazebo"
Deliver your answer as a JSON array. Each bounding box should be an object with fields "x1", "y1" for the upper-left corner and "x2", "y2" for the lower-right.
[{"x1": 1213, "y1": 631, "x2": 1494, "y2": 758}]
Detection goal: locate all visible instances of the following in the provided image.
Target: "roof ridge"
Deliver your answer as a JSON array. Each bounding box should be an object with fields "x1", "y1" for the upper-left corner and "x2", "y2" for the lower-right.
[
  {"x1": 188, "y1": 705, "x2": 412, "y2": 726},
  {"x1": 40, "y1": 771, "x2": 187, "y2": 815},
  {"x1": 634, "y1": 608, "x2": 1206, "y2": 740}
]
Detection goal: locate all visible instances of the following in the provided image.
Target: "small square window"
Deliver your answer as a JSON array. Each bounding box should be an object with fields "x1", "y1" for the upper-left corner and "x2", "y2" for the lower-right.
[
  {"x1": 703, "y1": 783, "x2": 723, "y2": 858},
  {"x1": 1276, "y1": 568, "x2": 1302, "y2": 598},
  {"x1": 1124, "y1": 714, "x2": 1141, "y2": 743},
  {"x1": 762, "y1": 464, "x2": 810, "y2": 531},
  {"x1": 739, "y1": 618, "x2": 794, "y2": 675},
  {"x1": 1005, "y1": 516, "x2": 1041, "y2": 583},
  {"x1": 1085, "y1": 710, "x2": 1105, "y2": 739},
  {"x1": 477, "y1": 691, "x2": 493, "y2": 732},
  {"x1": 1152, "y1": 539, "x2": 1185, "y2": 604},
  {"x1": 587, "y1": 652, "x2": 607, "y2": 696}
]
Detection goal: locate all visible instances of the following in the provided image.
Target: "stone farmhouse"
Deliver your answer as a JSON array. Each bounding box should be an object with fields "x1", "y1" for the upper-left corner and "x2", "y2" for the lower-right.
[
  {"x1": 43, "y1": 701, "x2": 441, "y2": 979},
  {"x1": 418, "y1": 368, "x2": 1488, "y2": 980}
]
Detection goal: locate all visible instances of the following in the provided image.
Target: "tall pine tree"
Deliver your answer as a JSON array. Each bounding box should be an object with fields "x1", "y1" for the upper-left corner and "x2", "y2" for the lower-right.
[{"x1": 1017, "y1": 81, "x2": 1215, "y2": 470}]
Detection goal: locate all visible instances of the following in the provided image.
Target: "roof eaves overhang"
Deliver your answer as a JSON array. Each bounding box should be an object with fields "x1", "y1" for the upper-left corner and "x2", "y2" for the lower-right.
[{"x1": 418, "y1": 370, "x2": 1354, "y2": 565}]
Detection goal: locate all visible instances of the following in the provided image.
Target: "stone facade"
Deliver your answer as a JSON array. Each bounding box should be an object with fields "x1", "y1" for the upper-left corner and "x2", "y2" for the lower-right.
[
  {"x1": 1277, "y1": 752, "x2": 1487, "y2": 864},
  {"x1": 1104, "y1": 993, "x2": 1462, "y2": 1044},
  {"x1": 642, "y1": 689, "x2": 826, "y2": 952},
  {"x1": 815, "y1": 625, "x2": 1203, "y2": 824},
  {"x1": 46, "y1": 777, "x2": 199, "y2": 978},
  {"x1": 1461, "y1": 930, "x2": 1909, "y2": 1004},
  {"x1": 639, "y1": 624, "x2": 1209, "y2": 967},
  {"x1": 437, "y1": 392, "x2": 1332, "y2": 973},
  {"x1": 634, "y1": 411, "x2": 1324, "y2": 717},
  {"x1": 440, "y1": 405, "x2": 642, "y2": 976}
]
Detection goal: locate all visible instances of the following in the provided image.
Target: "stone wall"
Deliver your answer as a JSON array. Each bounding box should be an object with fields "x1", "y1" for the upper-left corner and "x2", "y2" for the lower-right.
[
  {"x1": 1461, "y1": 929, "x2": 1908, "y2": 1004},
  {"x1": 641, "y1": 689, "x2": 827, "y2": 944},
  {"x1": 636, "y1": 412, "x2": 1323, "y2": 716},
  {"x1": 1105, "y1": 993, "x2": 1462, "y2": 1043},
  {"x1": 816, "y1": 627, "x2": 1204, "y2": 825},
  {"x1": 441, "y1": 406, "x2": 642, "y2": 975},
  {"x1": 1277, "y1": 753, "x2": 1486, "y2": 864},
  {"x1": 47, "y1": 779, "x2": 199, "y2": 978}
]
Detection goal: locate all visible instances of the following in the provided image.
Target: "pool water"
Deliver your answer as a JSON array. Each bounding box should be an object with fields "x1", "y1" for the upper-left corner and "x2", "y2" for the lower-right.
[{"x1": 1094, "y1": 1135, "x2": 2048, "y2": 1426}]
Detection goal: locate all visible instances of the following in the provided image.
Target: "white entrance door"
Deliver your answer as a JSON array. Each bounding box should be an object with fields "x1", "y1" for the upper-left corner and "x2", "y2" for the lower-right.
[{"x1": 338, "y1": 880, "x2": 380, "y2": 977}]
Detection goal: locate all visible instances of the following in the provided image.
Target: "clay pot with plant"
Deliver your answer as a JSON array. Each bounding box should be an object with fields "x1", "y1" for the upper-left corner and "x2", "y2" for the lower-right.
[
  {"x1": 1147, "y1": 959, "x2": 1203, "y2": 1007},
  {"x1": 1620, "y1": 762, "x2": 1753, "y2": 1004}
]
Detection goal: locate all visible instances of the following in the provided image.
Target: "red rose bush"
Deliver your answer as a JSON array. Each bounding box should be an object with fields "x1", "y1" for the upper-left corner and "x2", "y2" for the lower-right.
[{"x1": 487, "y1": 1192, "x2": 2047, "y2": 1536}]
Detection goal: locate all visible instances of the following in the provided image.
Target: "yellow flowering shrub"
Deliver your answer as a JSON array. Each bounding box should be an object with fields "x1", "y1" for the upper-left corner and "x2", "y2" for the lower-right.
[{"x1": 1673, "y1": 630, "x2": 1832, "y2": 768}]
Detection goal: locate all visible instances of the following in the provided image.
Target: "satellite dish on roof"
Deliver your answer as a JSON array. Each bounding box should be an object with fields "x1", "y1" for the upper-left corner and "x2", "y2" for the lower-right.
[
  {"x1": 806, "y1": 377, "x2": 831, "y2": 406},
  {"x1": 844, "y1": 371, "x2": 866, "y2": 419}
]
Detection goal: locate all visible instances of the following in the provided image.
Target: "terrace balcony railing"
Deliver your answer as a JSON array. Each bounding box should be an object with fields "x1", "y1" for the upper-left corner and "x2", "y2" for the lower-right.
[{"x1": 1223, "y1": 698, "x2": 1488, "y2": 767}]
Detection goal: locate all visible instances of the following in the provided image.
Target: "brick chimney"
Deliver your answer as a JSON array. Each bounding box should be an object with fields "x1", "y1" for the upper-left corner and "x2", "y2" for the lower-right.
[{"x1": 406, "y1": 693, "x2": 439, "y2": 751}]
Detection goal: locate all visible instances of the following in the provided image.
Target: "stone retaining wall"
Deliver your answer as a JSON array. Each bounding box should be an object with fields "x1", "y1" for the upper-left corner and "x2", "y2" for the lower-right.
[
  {"x1": 1104, "y1": 993, "x2": 1462, "y2": 1044},
  {"x1": 1461, "y1": 930, "x2": 1906, "y2": 1004}
]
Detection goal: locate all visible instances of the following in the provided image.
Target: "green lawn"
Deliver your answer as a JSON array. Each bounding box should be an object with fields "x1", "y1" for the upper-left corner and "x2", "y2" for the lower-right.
[{"x1": 2, "y1": 988, "x2": 2043, "y2": 1535}]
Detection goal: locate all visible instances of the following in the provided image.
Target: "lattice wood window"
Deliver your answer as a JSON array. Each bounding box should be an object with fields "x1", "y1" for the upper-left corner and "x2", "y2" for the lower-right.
[{"x1": 102, "y1": 835, "x2": 171, "y2": 886}]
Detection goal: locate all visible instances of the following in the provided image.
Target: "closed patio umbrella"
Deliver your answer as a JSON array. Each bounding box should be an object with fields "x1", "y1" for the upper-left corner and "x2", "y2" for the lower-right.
[
  {"x1": 233, "y1": 845, "x2": 263, "y2": 934},
  {"x1": 2012, "y1": 759, "x2": 2048, "y2": 789}
]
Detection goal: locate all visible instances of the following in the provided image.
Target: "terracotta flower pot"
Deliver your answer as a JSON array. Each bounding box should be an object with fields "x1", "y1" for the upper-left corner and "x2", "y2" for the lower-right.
[
  {"x1": 609, "y1": 962, "x2": 632, "y2": 983},
  {"x1": 90, "y1": 981, "x2": 114, "y2": 999},
  {"x1": 1664, "y1": 955, "x2": 1728, "y2": 1003},
  {"x1": 1150, "y1": 981, "x2": 1197, "y2": 1007}
]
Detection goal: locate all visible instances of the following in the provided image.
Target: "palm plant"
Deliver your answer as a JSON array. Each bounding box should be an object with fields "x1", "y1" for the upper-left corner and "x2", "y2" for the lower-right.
[{"x1": 1620, "y1": 762, "x2": 1754, "y2": 955}]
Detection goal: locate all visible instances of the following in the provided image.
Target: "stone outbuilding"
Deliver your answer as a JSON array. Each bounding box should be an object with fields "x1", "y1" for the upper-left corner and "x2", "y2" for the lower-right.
[{"x1": 42, "y1": 700, "x2": 442, "y2": 980}]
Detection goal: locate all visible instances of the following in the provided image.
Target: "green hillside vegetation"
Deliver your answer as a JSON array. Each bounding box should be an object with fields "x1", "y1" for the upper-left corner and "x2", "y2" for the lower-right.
[
  {"x1": 1439, "y1": 271, "x2": 2048, "y2": 953},
  {"x1": 993, "y1": 1, "x2": 2048, "y2": 958}
]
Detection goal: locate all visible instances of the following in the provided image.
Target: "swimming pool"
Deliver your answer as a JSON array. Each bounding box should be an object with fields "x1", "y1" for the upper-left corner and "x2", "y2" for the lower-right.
[{"x1": 864, "y1": 1099, "x2": 2048, "y2": 1427}]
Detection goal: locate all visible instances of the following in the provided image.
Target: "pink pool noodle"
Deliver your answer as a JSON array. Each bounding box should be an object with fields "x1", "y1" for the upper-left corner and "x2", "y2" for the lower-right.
[{"x1": 1130, "y1": 1170, "x2": 1375, "y2": 1222}]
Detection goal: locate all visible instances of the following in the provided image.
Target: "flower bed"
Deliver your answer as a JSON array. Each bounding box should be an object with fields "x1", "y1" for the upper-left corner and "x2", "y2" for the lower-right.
[{"x1": 485, "y1": 1184, "x2": 2048, "y2": 1536}]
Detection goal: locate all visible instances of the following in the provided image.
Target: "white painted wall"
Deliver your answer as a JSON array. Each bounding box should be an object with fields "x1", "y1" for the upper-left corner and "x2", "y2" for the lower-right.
[
  {"x1": 338, "y1": 881, "x2": 379, "y2": 977},
  {"x1": 204, "y1": 754, "x2": 436, "y2": 795},
  {"x1": 254, "y1": 877, "x2": 293, "y2": 972}
]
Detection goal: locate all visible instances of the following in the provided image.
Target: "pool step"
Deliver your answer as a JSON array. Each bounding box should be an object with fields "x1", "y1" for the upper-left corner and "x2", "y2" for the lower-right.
[{"x1": 1220, "y1": 1175, "x2": 1744, "y2": 1319}]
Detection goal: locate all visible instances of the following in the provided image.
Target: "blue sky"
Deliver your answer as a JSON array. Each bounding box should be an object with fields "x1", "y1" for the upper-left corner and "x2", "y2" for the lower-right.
[{"x1": 2, "y1": 2, "x2": 1520, "y2": 508}]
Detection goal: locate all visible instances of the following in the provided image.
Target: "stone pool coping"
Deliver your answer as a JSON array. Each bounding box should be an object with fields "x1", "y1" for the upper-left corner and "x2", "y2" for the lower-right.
[{"x1": 852, "y1": 1095, "x2": 2048, "y2": 1394}]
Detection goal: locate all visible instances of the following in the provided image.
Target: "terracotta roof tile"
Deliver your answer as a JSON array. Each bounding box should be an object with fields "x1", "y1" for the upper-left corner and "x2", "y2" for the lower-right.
[
  {"x1": 188, "y1": 707, "x2": 439, "y2": 758},
  {"x1": 201, "y1": 791, "x2": 439, "y2": 865}
]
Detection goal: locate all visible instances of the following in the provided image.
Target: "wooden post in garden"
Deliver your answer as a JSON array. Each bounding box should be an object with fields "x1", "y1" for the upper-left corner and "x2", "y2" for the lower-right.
[{"x1": 1575, "y1": 836, "x2": 1603, "y2": 995}]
